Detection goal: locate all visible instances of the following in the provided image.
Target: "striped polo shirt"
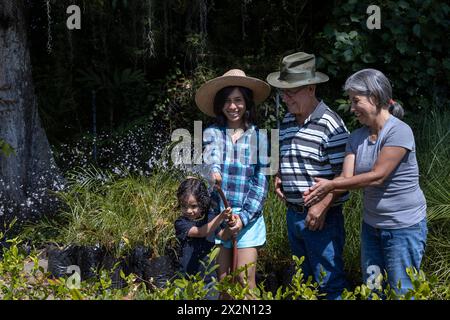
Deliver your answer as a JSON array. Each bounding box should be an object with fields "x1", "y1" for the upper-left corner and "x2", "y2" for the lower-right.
[{"x1": 279, "y1": 101, "x2": 350, "y2": 205}]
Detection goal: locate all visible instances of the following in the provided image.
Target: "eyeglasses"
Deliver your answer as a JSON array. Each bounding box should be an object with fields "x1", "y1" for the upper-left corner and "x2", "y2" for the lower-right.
[{"x1": 277, "y1": 86, "x2": 307, "y2": 98}]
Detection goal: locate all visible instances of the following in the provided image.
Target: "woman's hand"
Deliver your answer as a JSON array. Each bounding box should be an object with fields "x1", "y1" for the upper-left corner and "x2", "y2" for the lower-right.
[
  {"x1": 274, "y1": 175, "x2": 286, "y2": 202},
  {"x1": 303, "y1": 178, "x2": 335, "y2": 207},
  {"x1": 212, "y1": 172, "x2": 222, "y2": 187}
]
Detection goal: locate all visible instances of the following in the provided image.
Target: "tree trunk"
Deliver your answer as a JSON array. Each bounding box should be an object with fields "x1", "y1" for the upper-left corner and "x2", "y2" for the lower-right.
[{"x1": 0, "y1": 0, "x2": 64, "y2": 228}]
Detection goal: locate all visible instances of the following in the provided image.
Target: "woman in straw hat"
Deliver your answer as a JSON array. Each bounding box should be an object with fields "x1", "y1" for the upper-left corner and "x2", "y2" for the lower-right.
[{"x1": 195, "y1": 69, "x2": 270, "y2": 291}]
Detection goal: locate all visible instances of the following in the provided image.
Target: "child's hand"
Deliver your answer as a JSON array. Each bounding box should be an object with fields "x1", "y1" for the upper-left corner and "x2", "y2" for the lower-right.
[
  {"x1": 227, "y1": 213, "x2": 239, "y2": 228},
  {"x1": 221, "y1": 207, "x2": 232, "y2": 219}
]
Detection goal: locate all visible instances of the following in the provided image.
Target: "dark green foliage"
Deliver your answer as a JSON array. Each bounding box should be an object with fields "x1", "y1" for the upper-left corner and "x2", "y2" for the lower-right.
[
  {"x1": 315, "y1": 0, "x2": 450, "y2": 129},
  {"x1": 27, "y1": 0, "x2": 334, "y2": 145},
  {"x1": 27, "y1": 0, "x2": 448, "y2": 148}
]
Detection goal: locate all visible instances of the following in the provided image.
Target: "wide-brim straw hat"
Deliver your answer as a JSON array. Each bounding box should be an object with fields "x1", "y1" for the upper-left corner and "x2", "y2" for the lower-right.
[
  {"x1": 267, "y1": 52, "x2": 329, "y2": 89},
  {"x1": 195, "y1": 69, "x2": 271, "y2": 117}
]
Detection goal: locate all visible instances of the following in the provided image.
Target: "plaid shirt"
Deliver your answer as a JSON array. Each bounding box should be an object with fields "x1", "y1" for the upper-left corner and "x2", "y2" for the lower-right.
[
  {"x1": 279, "y1": 101, "x2": 350, "y2": 205},
  {"x1": 203, "y1": 124, "x2": 268, "y2": 227}
]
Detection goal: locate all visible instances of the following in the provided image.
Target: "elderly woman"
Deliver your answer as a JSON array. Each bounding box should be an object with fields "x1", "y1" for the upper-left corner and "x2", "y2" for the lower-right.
[{"x1": 303, "y1": 69, "x2": 427, "y2": 296}]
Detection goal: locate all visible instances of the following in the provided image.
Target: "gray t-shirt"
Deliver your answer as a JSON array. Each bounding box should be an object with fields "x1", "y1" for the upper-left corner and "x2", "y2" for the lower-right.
[{"x1": 346, "y1": 116, "x2": 426, "y2": 229}]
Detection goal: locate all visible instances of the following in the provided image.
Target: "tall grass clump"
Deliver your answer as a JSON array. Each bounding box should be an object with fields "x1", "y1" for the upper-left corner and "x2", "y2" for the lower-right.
[
  {"x1": 50, "y1": 166, "x2": 181, "y2": 257},
  {"x1": 342, "y1": 190, "x2": 363, "y2": 285},
  {"x1": 260, "y1": 178, "x2": 291, "y2": 266},
  {"x1": 415, "y1": 110, "x2": 450, "y2": 294},
  {"x1": 417, "y1": 110, "x2": 450, "y2": 223}
]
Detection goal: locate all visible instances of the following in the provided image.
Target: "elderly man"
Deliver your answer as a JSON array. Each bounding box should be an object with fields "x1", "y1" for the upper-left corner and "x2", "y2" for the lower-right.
[{"x1": 266, "y1": 52, "x2": 350, "y2": 299}]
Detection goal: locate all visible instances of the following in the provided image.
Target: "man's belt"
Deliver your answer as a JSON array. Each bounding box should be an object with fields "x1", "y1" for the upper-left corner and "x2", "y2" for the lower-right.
[{"x1": 287, "y1": 202, "x2": 307, "y2": 213}]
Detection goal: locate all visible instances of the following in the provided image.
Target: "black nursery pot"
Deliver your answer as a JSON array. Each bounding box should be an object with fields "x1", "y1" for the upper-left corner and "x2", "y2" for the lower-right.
[
  {"x1": 47, "y1": 244, "x2": 178, "y2": 289},
  {"x1": 47, "y1": 244, "x2": 105, "y2": 280}
]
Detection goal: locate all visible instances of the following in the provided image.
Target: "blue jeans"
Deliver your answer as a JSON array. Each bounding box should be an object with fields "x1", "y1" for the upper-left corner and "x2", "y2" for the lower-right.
[
  {"x1": 361, "y1": 218, "x2": 428, "y2": 296},
  {"x1": 286, "y1": 205, "x2": 349, "y2": 300}
]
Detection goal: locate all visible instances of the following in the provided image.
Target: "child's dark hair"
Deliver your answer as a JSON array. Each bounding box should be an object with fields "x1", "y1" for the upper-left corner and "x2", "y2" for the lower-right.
[{"x1": 177, "y1": 178, "x2": 211, "y2": 215}]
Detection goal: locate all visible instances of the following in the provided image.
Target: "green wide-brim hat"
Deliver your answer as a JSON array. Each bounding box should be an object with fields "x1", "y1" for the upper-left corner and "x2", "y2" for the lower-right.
[
  {"x1": 195, "y1": 69, "x2": 271, "y2": 117},
  {"x1": 267, "y1": 52, "x2": 329, "y2": 89}
]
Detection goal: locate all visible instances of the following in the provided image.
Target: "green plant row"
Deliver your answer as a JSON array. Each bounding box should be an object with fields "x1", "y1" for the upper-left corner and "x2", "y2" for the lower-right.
[{"x1": 1, "y1": 240, "x2": 447, "y2": 301}]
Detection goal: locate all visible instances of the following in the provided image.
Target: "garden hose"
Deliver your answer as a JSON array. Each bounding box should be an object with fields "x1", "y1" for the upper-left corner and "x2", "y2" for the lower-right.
[{"x1": 215, "y1": 185, "x2": 239, "y2": 281}]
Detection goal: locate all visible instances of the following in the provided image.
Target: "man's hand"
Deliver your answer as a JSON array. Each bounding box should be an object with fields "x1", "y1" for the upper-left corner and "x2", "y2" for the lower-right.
[
  {"x1": 305, "y1": 202, "x2": 329, "y2": 231},
  {"x1": 274, "y1": 175, "x2": 286, "y2": 202}
]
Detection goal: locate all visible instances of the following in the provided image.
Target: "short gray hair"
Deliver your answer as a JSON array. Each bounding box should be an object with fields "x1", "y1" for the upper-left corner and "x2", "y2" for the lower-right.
[{"x1": 344, "y1": 68, "x2": 404, "y2": 119}]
